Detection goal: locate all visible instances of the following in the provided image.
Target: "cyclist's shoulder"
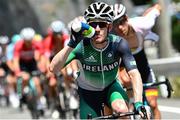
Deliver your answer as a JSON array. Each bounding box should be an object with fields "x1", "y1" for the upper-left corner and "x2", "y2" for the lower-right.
[
  {"x1": 128, "y1": 17, "x2": 143, "y2": 28},
  {"x1": 62, "y1": 32, "x2": 70, "y2": 40},
  {"x1": 108, "y1": 33, "x2": 125, "y2": 43},
  {"x1": 43, "y1": 34, "x2": 52, "y2": 42},
  {"x1": 14, "y1": 40, "x2": 24, "y2": 48},
  {"x1": 15, "y1": 39, "x2": 23, "y2": 44},
  {"x1": 32, "y1": 39, "x2": 41, "y2": 44},
  {"x1": 7, "y1": 43, "x2": 14, "y2": 49},
  {"x1": 81, "y1": 38, "x2": 90, "y2": 46}
]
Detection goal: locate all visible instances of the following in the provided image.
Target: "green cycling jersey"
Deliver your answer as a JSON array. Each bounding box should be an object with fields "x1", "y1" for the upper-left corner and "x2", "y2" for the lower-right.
[{"x1": 65, "y1": 34, "x2": 137, "y2": 91}]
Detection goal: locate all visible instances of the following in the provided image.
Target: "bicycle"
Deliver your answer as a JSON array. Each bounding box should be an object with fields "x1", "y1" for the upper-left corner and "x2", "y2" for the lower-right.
[
  {"x1": 125, "y1": 78, "x2": 173, "y2": 119},
  {"x1": 51, "y1": 73, "x2": 79, "y2": 119},
  {"x1": 17, "y1": 70, "x2": 46, "y2": 119},
  {"x1": 0, "y1": 76, "x2": 9, "y2": 107},
  {"x1": 0, "y1": 57, "x2": 10, "y2": 107},
  {"x1": 125, "y1": 78, "x2": 173, "y2": 98},
  {"x1": 88, "y1": 79, "x2": 173, "y2": 120}
]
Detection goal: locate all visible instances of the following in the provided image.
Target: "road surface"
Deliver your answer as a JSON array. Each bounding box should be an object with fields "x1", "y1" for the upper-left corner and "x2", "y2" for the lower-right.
[{"x1": 0, "y1": 98, "x2": 180, "y2": 119}]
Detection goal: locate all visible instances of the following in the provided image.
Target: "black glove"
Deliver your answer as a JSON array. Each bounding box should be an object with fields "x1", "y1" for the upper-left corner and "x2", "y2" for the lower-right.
[
  {"x1": 68, "y1": 22, "x2": 95, "y2": 48},
  {"x1": 134, "y1": 102, "x2": 148, "y2": 119},
  {"x1": 68, "y1": 29, "x2": 83, "y2": 48}
]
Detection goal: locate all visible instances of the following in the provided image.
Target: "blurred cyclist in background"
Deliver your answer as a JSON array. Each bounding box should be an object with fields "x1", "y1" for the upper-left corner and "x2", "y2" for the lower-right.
[
  {"x1": 0, "y1": 36, "x2": 10, "y2": 76},
  {"x1": 0, "y1": 35, "x2": 10, "y2": 106},
  {"x1": 112, "y1": 3, "x2": 161, "y2": 119},
  {"x1": 43, "y1": 20, "x2": 74, "y2": 107},
  {"x1": 6, "y1": 34, "x2": 21, "y2": 107},
  {"x1": 13, "y1": 27, "x2": 44, "y2": 105},
  {"x1": 0, "y1": 36, "x2": 10, "y2": 78}
]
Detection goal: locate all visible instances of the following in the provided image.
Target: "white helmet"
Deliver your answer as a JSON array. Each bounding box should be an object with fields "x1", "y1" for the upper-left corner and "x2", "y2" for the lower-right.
[
  {"x1": 0, "y1": 36, "x2": 9, "y2": 45},
  {"x1": 50, "y1": 20, "x2": 65, "y2": 34},
  {"x1": 20, "y1": 27, "x2": 35, "y2": 41},
  {"x1": 113, "y1": 4, "x2": 127, "y2": 21},
  {"x1": 84, "y1": 2, "x2": 114, "y2": 23}
]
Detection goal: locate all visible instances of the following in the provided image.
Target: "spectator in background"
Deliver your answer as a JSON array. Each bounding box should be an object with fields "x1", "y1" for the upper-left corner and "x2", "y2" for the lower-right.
[{"x1": 6, "y1": 34, "x2": 21, "y2": 108}]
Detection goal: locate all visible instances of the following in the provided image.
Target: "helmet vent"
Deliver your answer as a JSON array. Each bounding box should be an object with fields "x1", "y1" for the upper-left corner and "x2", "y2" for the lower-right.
[
  {"x1": 102, "y1": 7, "x2": 110, "y2": 13},
  {"x1": 93, "y1": 4, "x2": 102, "y2": 14},
  {"x1": 88, "y1": 7, "x2": 93, "y2": 13}
]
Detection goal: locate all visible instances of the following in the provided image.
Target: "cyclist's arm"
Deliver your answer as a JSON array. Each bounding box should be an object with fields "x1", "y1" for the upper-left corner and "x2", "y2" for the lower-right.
[
  {"x1": 117, "y1": 38, "x2": 143, "y2": 103},
  {"x1": 144, "y1": 31, "x2": 159, "y2": 42},
  {"x1": 49, "y1": 45, "x2": 74, "y2": 74},
  {"x1": 143, "y1": 4, "x2": 161, "y2": 16},
  {"x1": 6, "y1": 45, "x2": 15, "y2": 71},
  {"x1": 13, "y1": 50, "x2": 21, "y2": 75},
  {"x1": 13, "y1": 44, "x2": 21, "y2": 75},
  {"x1": 128, "y1": 69, "x2": 142, "y2": 103},
  {"x1": 118, "y1": 67, "x2": 131, "y2": 86},
  {"x1": 129, "y1": 4, "x2": 160, "y2": 31}
]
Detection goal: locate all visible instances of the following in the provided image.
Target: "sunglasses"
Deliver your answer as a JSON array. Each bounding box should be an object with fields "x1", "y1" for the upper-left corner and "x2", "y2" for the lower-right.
[
  {"x1": 89, "y1": 22, "x2": 108, "y2": 28},
  {"x1": 114, "y1": 16, "x2": 127, "y2": 25}
]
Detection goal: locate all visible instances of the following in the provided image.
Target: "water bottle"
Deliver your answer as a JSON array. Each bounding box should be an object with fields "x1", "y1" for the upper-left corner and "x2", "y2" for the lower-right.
[{"x1": 71, "y1": 21, "x2": 95, "y2": 38}]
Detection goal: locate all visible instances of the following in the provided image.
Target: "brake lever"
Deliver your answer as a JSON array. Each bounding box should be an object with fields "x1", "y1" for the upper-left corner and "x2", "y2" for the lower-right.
[
  {"x1": 141, "y1": 106, "x2": 148, "y2": 119},
  {"x1": 165, "y1": 78, "x2": 174, "y2": 98}
]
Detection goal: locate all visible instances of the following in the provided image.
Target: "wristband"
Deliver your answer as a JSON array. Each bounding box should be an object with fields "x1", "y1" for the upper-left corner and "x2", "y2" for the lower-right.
[
  {"x1": 67, "y1": 34, "x2": 81, "y2": 48},
  {"x1": 134, "y1": 101, "x2": 143, "y2": 110}
]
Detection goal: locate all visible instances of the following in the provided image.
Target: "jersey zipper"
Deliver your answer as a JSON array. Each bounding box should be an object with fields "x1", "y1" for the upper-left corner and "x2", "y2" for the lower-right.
[{"x1": 100, "y1": 50, "x2": 105, "y2": 89}]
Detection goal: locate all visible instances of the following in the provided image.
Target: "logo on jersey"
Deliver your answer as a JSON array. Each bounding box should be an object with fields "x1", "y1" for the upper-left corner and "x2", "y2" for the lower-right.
[
  {"x1": 130, "y1": 61, "x2": 136, "y2": 66},
  {"x1": 107, "y1": 52, "x2": 113, "y2": 58},
  {"x1": 82, "y1": 61, "x2": 119, "y2": 72},
  {"x1": 85, "y1": 55, "x2": 97, "y2": 62}
]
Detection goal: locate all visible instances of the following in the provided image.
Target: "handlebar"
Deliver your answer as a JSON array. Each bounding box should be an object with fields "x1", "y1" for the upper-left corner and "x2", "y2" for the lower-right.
[
  {"x1": 140, "y1": 106, "x2": 148, "y2": 119},
  {"x1": 31, "y1": 70, "x2": 42, "y2": 76},
  {"x1": 126, "y1": 78, "x2": 174, "y2": 98},
  {"x1": 90, "y1": 111, "x2": 137, "y2": 119}
]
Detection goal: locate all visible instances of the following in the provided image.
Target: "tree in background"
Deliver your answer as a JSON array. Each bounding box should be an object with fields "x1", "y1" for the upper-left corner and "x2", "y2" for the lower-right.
[{"x1": 171, "y1": 13, "x2": 180, "y2": 52}]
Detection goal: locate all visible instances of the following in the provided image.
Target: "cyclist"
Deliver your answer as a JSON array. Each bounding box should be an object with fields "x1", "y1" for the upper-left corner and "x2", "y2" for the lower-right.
[
  {"x1": 0, "y1": 35, "x2": 10, "y2": 106},
  {"x1": 0, "y1": 36, "x2": 10, "y2": 78},
  {"x1": 112, "y1": 3, "x2": 161, "y2": 119},
  {"x1": 43, "y1": 20, "x2": 75, "y2": 110},
  {"x1": 0, "y1": 36, "x2": 10, "y2": 76},
  {"x1": 6, "y1": 34, "x2": 21, "y2": 107},
  {"x1": 13, "y1": 27, "x2": 44, "y2": 107},
  {"x1": 50, "y1": 2, "x2": 148, "y2": 119}
]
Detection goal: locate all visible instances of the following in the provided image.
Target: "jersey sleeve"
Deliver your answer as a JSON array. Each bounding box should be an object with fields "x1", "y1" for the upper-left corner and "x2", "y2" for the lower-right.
[
  {"x1": 62, "y1": 33, "x2": 70, "y2": 47},
  {"x1": 117, "y1": 38, "x2": 137, "y2": 71},
  {"x1": 14, "y1": 41, "x2": 22, "y2": 58},
  {"x1": 64, "y1": 42, "x2": 81, "y2": 66},
  {"x1": 6, "y1": 44, "x2": 14, "y2": 61},
  {"x1": 144, "y1": 31, "x2": 159, "y2": 42},
  {"x1": 129, "y1": 8, "x2": 160, "y2": 31},
  {"x1": 33, "y1": 41, "x2": 44, "y2": 55},
  {"x1": 43, "y1": 36, "x2": 52, "y2": 58}
]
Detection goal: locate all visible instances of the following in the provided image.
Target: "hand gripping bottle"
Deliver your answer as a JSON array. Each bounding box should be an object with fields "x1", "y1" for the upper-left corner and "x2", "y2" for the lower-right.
[{"x1": 71, "y1": 21, "x2": 95, "y2": 38}]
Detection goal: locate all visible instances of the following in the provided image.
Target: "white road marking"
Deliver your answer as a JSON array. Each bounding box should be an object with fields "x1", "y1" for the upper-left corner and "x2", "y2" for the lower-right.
[{"x1": 159, "y1": 105, "x2": 180, "y2": 114}]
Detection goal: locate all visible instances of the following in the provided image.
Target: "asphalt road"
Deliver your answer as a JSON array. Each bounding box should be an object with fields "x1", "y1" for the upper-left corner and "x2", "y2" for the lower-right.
[
  {"x1": 0, "y1": 98, "x2": 180, "y2": 119},
  {"x1": 158, "y1": 98, "x2": 180, "y2": 119}
]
